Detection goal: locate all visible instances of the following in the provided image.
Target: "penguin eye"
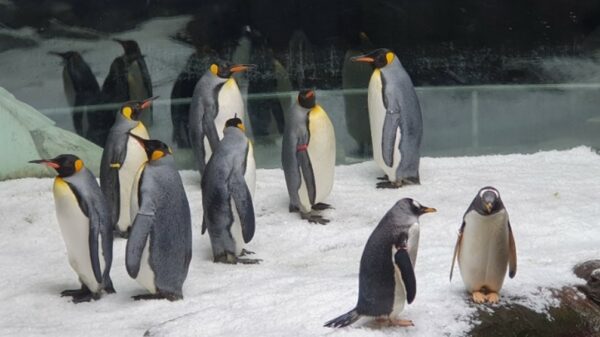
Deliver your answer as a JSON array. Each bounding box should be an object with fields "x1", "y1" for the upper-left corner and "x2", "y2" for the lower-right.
[
  {"x1": 412, "y1": 200, "x2": 421, "y2": 209},
  {"x1": 210, "y1": 64, "x2": 219, "y2": 75},
  {"x1": 385, "y1": 52, "x2": 394, "y2": 65},
  {"x1": 122, "y1": 106, "x2": 133, "y2": 119}
]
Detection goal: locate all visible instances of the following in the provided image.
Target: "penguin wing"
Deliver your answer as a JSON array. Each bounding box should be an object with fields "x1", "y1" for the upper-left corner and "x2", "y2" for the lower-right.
[
  {"x1": 381, "y1": 109, "x2": 401, "y2": 167},
  {"x1": 394, "y1": 248, "x2": 417, "y2": 304},
  {"x1": 508, "y1": 221, "x2": 517, "y2": 278},
  {"x1": 296, "y1": 134, "x2": 316, "y2": 205},
  {"x1": 138, "y1": 57, "x2": 153, "y2": 97},
  {"x1": 126, "y1": 213, "x2": 153, "y2": 278},
  {"x1": 449, "y1": 221, "x2": 465, "y2": 281},
  {"x1": 229, "y1": 170, "x2": 255, "y2": 243},
  {"x1": 101, "y1": 57, "x2": 129, "y2": 102},
  {"x1": 202, "y1": 103, "x2": 221, "y2": 151}
]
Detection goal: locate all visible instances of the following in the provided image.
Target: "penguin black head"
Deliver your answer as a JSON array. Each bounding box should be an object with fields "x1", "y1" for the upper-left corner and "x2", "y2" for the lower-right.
[
  {"x1": 399, "y1": 198, "x2": 437, "y2": 216},
  {"x1": 29, "y1": 154, "x2": 84, "y2": 178},
  {"x1": 113, "y1": 39, "x2": 142, "y2": 57},
  {"x1": 474, "y1": 186, "x2": 504, "y2": 215},
  {"x1": 128, "y1": 133, "x2": 172, "y2": 161},
  {"x1": 351, "y1": 48, "x2": 395, "y2": 68},
  {"x1": 120, "y1": 96, "x2": 158, "y2": 121},
  {"x1": 225, "y1": 116, "x2": 246, "y2": 132},
  {"x1": 209, "y1": 62, "x2": 256, "y2": 79},
  {"x1": 298, "y1": 89, "x2": 316, "y2": 109},
  {"x1": 48, "y1": 51, "x2": 81, "y2": 64}
]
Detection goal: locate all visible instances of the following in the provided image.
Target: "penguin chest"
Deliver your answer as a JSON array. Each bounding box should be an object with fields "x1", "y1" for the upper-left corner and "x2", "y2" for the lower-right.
[
  {"x1": 298, "y1": 106, "x2": 336, "y2": 211},
  {"x1": 368, "y1": 70, "x2": 401, "y2": 180},
  {"x1": 53, "y1": 178, "x2": 102, "y2": 292},
  {"x1": 117, "y1": 131, "x2": 148, "y2": 233},
  {"x1": 458, "y1": 210, "x2": 510, "y2": 292},
  {"x1": 204, "y1": 79, "x2": 244, "y2": 160}
]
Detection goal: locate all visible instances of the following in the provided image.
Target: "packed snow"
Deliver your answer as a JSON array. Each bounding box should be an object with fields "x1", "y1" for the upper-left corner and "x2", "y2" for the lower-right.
[{"x1": 1, "y1": 147, "x2": 599, "y2": 336}]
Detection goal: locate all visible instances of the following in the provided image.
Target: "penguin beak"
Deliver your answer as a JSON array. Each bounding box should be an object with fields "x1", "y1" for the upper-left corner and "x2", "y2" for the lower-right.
[
  {"x1": 420, "y1": 206, "x2": 437, "y2": 214},
  {"x1": 127, "y1": 132, "x2": 147, "y2": 148},
  {"x1": 350, "y1": 55, "x2": 375, "y2": 63},
  {"x1": 140, "y1": 96, "x2": 159, "y2": 110},
  {"x1": 113, "y1": 38, "x2": 125, "y2": 46},
  {"x1": 48, "y1": 51, "x2": 68, "y2": 60},
  {"x1": 29, "y1": 159, "x2": 60, "y2": 169},
  {"x1": 237, "y1": 123, "x2": 246, "y2": 132},
  {"x1": 229, "y1": 64, "x2": 256, "y2": 73},
  {"x1": 484, "y1": 203, "x2": 493, "y2": 213}
]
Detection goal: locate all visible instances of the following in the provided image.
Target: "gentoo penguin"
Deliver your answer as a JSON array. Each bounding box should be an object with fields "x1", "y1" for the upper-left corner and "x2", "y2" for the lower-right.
[
  {"x1": 449, "y1": 186, "x2": 517, "y2": 304},
  {"x1": 50, "y1": 51, "x2": 104, "y2": 142},
  {"x1": 126, "y1": 135, "x2": 192, "y2": 301},
  {"x1": 188, "y1": 62, "x2": 254, "y2": 174},
  {"x1": 324, "y1": 199, "x2": 436, "y2": 327},
  {"x1": 29, "y1": 155, "x2": 114, "y2": 303},
  {"x1": 201, "y1": 117, "x2": 258, "y2": 264},
  {"x1": 351, "y1": 48, "x2": 423, "y2": 188},
  {"x1": 282, "y1": 89, "x2": 335, "y2": 224},
  {"x1": 100, "y1": 97, "x2": 156, "y2": 238},
  {"x1": 102, "y1": 39, "x2": 154, "y2": 127}
]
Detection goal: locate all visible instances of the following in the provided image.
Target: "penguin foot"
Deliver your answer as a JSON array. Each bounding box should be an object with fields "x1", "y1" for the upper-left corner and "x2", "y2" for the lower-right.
[
  {"x1": 472, "y1": 291, "x2": 487, "y2": 304},
  {"x1": 61, "y1": 285, "x2": 90, "y2": 297},
  {"x1": 377, "y1": 175, "x2": 389, "y2": 181},
  {"x1": 301, "y1": 212, "x2": 330, "y2": 225},
  {"x1": 312, "y1": 203, "x2": 333, "y2": 211},
  {"x1": 132, "y1": 293, "x2": 169, "y2": 301},
  {"x1": 485, "y1": 292, "x2": 500, "y2": 304},
  {"x1": 376, "y1": 181, "x2": 403, "y2": 189},
  {"x1": 240, "y1": 249, "x2": 255, "y2": 256},
  {"x1": 237, "y1": 257, "x2": 262, "y2": 264},
  {"x1": 389, "y1": 318, "x2": 414, "y2": 327},
  {"x1": 214, "y1": 252, "x2": 238, "y2": 264},
  {"x1": 114, "y1": 229, "x2": 129, "y2": 239}
]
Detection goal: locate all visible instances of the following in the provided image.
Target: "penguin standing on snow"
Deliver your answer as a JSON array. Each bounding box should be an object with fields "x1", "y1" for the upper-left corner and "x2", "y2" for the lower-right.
[
  {"x1": 29, "y1": 155, "x2": 114, "y2": 303},
  {"x1": 126, "y1": 135, "x2": 192, "y2": 301},
  {"x1": 102, "y1": 39, "x2": 154, "y2": 127},
  {"x1": 188, "y1": 62, "x2": 254, "y2": 175},
  {"x1": 324, "y1": 198, "x2": 436, "y2": 328},
  {"x1": 351, "y1": 48, "x2": 423, "y2": 188},
  {"x1": 450, "y1": 186, "x2": 517, "y2": 304},
  {"x1": 201, "y1": 117, "x2": 258, "y2": 264},
  {"x1": 282, "y1": 89, "x2": 335, "y2": 225},
  {"x1": 100, "y1": 97, "x2": 156, "y2": 238}
]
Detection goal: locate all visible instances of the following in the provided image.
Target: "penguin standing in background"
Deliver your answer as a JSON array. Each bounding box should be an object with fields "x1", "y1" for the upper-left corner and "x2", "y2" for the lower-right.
[
  {"x1": 126, "y1": 135, "x2": 192, "y2": 301},
  {"x1": 351, "y1": 49, "x2": 423, "y2": 188},
  {"x1": 100, "y1": 97, "x2": 156, "y2": 238},
  {"x1": 282, "y1": 89, "x2": 335, "y2": 225},
  {"x1": 49, "y1": 51, "x2": 103, "y2": 144},
  {"x1": 102, "y1": 39, "x2": 154, "y2": 128},
  {"x1": 188, "y1": 62, "x2": 254, "y2": 174},
  {"x1": 450, "y1": 186, "x2": 517, "y2": 304},
  {"x1": 201, "y1": 117, "x2": 258, "y2": 264},
  {"x1": 325, "y1": 199, "x2": 436, "y2": 328},
  {"x1": 29, "y1": 155, "x2": 114, "y2": 303}
]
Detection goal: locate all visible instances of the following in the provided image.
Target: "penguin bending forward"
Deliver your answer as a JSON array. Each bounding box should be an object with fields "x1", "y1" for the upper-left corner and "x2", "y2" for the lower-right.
[
  {"x1": 126, "y1": 135, "x2": 192, "y2": 301},
  {"x1": 30, "y1": 155, "x2": 114, "y2": 303},
  {"x1": 189, "y1": 62, "x2": 254, "y2": 175},
  {"x1": 325, "y1": 199, "x2": 436, "y2": 328},
  {"x1": 100, "y1": 97, "x2": 156, "y2": 238},
  {"x1": 282, "y1": 89, "x2": 335, "y2": 224},
  {"x1": 201, "y1": 117, "x2": 259, "y2": 264},
  {"x1": 351, "y1": 49, "x2": 423, "y2": 188},
  {"x1": 450, "y1": 186, "x2": 517, "y2": 304}
]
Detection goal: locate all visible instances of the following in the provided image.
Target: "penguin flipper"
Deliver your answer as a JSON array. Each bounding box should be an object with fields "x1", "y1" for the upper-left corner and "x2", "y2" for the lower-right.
[
  {"x1": 508, "y1": 221, "x2": 517, "y2": 278},
  {"x1": 229, "y1": 171, "x2": 255, "y2": 243},
  {"x1": 202, "y1": 105, "x2": 221, "y2": 151},
  {"x1": 381, "y1": 110, "x2": 401, "y2": 167},
  {"x1": 449, "y1": 223, "x2": 464, "y2": 281},
  {"x1": 88, "y1": 223, "x2": 103, "y2": 284},
  {"x1": 394, "y1": 248, "x2": 416, "y2": 304},
  {"x1": 324, "y1": 308, "x2": 360, "y2": 328},
  {"x1": 126, "y1": 213, "x2": 153, "y2": 278},
  {"x1": 297, "y1": 147, "x2": 316, "y2": 205}
]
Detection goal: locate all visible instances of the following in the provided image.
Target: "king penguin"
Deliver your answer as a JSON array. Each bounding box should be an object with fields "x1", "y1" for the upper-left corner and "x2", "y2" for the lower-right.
[
  {"x1": 325, "y1": 198, "x2": 436, "y2": 328},
  {"x1": 351, "y1": 48, "x2": 423, "y2": 188},
  {"x1": 282, "y1": 89, "x2": 335, "y2": 225},
  {"x1": 201, "y1": 117, "x2": 259, "y2": 264},
  {"x1": 29, "y1": 155, "x2": 115, "y2": 303},
  {"x1": 126, "y1": 135, "x2": 192, "y2": 301},
  {"x1": 450, "y1": 186, "x2": 517, "y2": 304},
  {"x1": 102, "y1": 39, "x2": 154, "y2": 127},
  {"x1": 100, "y1": 97, "x2": 156, "y2": 238},
  {"x1": 188, "y1": 62, "x2": 254, "y2": 175}
]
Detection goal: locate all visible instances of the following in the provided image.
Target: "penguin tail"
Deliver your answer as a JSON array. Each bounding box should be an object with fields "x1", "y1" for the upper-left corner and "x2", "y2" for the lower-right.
[{"x1": 324, "y1": 308, "x2": 360, "y2": 328}]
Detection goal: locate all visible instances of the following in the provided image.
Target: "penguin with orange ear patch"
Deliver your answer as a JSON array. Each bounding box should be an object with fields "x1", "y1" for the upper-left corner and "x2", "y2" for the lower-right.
[{"x1": 29, "y1": 155, "x2": 114, "y2": 303}]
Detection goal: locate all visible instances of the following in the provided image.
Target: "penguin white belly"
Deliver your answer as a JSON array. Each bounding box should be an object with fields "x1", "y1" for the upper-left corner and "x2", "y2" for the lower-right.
[
  {"x1": 117, "y1": 131, "x2": 148, "y2": 233},
  {"x1": 390, "y1": 246, "x2": 407, "y2": 318},
  {"x1": 204, "y1": 78, "x2": 245, "y2": 163},
  {"x1": 368, "y1": 70, "x2": 401, "y2": 181},
  {"x1": 53, "y1": 178, "x2": 102, "y2": 293},
  {"x1": 458, "y1": 210, "x2": 510, "y2": 292},
  {"x1": 297, "y1": 105, "x2": 335, "y2": 211},
  {"x1": 245, "y1": 142, "x2": 256, "y2": 197},
  {"x1": 136, "y1": 237, "x2": 157, "y2": 293},
  {"x1": 129, "y1": 164, "x2": 145, "y2": 222}
]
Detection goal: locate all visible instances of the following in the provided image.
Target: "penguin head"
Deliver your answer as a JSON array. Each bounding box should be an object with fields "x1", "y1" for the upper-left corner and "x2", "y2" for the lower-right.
[
  {"x1": 209, "y1": 62, "x2": 255, "y2": 79},
  {"x1": 120, "y1": 96, "x2": 158, "y2": 121},
  {"x1": 128, "y1": 133, "x2": 172, "y2": 161},
  {"x1": 400, "y1": 198, "x2": 437, "y2": 216},
  {"x1": 351, "y1": 48, "x2": 395, "y2": 68},
  {"x1": 224, "y1": 116, "x2": 246, "y2": 132},
  {"x1": 48, "y1": 51, "x2": 81, "y2": 64},
  {"x1": 29, "y1": 154, "x2": 84, "y2": 177},
  {"x1": 298, "y1": 89, "x2": 316, "y2": 109},
  {"x1": 113, "y1": 39, "x2": 142, "y2": 57},
  {"x1": 474, "y1": 186, "x2": 504, "y2": 215}
]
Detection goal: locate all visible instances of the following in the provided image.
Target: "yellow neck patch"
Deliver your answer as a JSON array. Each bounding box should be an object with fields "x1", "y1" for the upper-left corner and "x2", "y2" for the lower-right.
[
  {"x1": 151, "y1": 150, "x2": 165, "y2": 161},
  {"x1": 310, "y1": 104, "x2": 326, "y2": 117},
  {"x1": 386, "y1": 52, "x2": 395, "y2": 65},
  {"x1": 210, "y1": 64, "x2": 218, "y2": 75},
  {"x1": 122, "y1": 106, "x2": 133, "y2": 119},
  {"x1": 74, "y1": 159, "x2": 84, "y2": 172}
]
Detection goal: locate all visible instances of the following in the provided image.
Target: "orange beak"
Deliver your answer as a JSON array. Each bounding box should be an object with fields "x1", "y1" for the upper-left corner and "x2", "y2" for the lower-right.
[
  {"x1": 229, "y1": 64, "x2": 256, "y2": 73},
  {"x1": 351, "y1": 56, "x2": 375, "y2": 63},
  {"x1": 140, "y1": 96, "x2": 159, "y2": 110},
  {"x1": 29, "y1": 159, "x2": 59, "y2": 169}
]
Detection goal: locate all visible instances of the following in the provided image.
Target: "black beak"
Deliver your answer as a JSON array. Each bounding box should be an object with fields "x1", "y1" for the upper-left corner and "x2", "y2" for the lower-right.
[{"x1": 127, "y1": 132, "x2": 147, "y2": 148}]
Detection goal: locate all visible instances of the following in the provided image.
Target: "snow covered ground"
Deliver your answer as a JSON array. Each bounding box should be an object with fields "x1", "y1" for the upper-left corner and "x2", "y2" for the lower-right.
[{"x1": 1, "y1": 147, "x2": 599, "y2": 336}]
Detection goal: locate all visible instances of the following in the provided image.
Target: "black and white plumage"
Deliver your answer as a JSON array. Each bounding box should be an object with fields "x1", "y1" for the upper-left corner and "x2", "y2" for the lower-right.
[{"x1": 325, "y1": 198, "x2": 436, "y2": 328}]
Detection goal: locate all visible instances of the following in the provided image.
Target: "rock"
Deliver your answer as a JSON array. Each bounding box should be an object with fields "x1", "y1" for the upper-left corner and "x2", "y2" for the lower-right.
[{"x1": 575, "y1": 260, "x2": 600, "y2": 305}]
